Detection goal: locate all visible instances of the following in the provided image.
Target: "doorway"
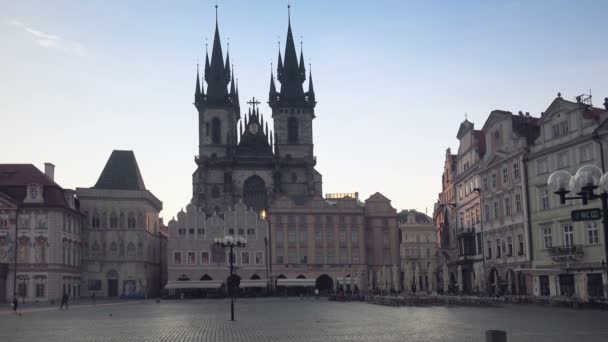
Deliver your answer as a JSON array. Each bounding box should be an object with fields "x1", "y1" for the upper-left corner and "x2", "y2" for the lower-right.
[{"x1": 108, "y1": 279, "x2": 118, "y2": 297}]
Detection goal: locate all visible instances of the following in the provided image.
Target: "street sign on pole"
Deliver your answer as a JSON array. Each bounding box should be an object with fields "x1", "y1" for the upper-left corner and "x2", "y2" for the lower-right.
[{"x1": 571, "y1": 208, "x2": 603, "y2": 221}]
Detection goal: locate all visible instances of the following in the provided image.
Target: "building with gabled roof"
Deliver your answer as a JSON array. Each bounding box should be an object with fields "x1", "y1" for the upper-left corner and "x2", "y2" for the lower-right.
[
  {"x1": 0, "y1": 163, "x2": 83, "y2": 303},
  {"x1": 76, "y1": 150, "x2": 164, "y2": 298}
]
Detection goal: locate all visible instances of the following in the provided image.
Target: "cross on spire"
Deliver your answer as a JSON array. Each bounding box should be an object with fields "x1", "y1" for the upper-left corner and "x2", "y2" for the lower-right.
[
  {"x1": 247, "y1": 97, "x2": 261, "y2": 110},
  {"x1": 464, "y1": 113, "x2": 468, "y2": 121}
]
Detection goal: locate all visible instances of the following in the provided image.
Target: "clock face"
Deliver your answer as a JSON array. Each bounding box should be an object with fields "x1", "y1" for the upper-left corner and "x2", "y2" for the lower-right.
[{"x1": 249, "y1": 123, "x2": 259, "y2": 134}]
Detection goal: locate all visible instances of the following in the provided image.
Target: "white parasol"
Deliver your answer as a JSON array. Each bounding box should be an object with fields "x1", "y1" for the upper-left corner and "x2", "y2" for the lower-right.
[{"x1": 392, "y1": 264, "x2": 400, "y2": 293}]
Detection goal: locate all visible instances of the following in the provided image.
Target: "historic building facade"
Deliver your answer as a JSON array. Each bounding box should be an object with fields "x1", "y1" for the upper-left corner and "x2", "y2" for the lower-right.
[
  {"x1": 166, "y1": 202, "x2": 269, "y2": 295},
  {"x1": 527, "y1": 96, "x2": 608, "y2": 300},
  {"x1": 478, "y1": 110, "x2": 539, "y2": 296},
  {"x1": 453, "y1": 119, "x2": 485, "y2": 294},
  {"x1": 434, "y1": 148, "x2": 458, "y2": 293},
  {"x1": 77, "y1": 150, "x2": 164, "y2": 298},
  {"x1": 399, "y1": 210, "x2": 437, "y2": 293},
  {"x1": 0, "y1": 163, "x2": 83, "y2": 303}
]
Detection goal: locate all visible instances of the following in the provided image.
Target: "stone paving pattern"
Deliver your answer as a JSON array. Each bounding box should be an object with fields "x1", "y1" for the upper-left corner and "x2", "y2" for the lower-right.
[{"x1": 1, "y1": 298, "x2": 608, "y2": 342}]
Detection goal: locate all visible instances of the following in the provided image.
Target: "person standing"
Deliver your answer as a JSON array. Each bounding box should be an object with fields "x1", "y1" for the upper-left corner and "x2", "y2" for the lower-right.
[
  {"x1": 91, "y1": 291, "x2": 96, "y2": 305},
  {"x1": 12, "y1": 295, "x2": 18, "y2": 314},
  {"x1": 60, "y1": 292, "x2": 69, "y2": 311}
]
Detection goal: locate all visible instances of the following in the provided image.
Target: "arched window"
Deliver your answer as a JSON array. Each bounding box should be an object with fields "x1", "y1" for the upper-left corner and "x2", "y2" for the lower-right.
[
  {"x1": 109, "y1": 242, "x2": 118, "y2": 257},
  {"x1": 127, "y1": 242, "x2": 136, "y2": 258},
  {"x1": 288, "y1": 117, "x2": 299, "y2": 144},
  {"x1": 92, "y1": 212, "x2": 100, "y2": 228},
  {"x1": 243, "y1": 176, "x2": 267, "y2": 212},
  {"x1": 128, "y1": 213, "x2": 136, "y2": 228},
  {"x1": 212, "y1": 118, "x2": 221, "y2": 144},
  {"x1": 119, "y1": 242, "x2": 125, "y2": 257},
  {"x1": 110, "y1": 212, "x2": 118, "y2": 228},
  {"x1": 119, "y1": 212, "x2": 125, "y2": 228},
  {"x1": 137, "y1": 212, "x2": 144, "y2": 228},
  {"x1": 137, "y1": 242, "x2": 143, "y2": 257}
]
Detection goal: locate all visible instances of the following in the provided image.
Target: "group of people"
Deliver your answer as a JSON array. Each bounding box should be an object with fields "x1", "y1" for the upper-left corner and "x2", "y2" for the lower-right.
[{"x1": 11, "y1": 292, "x2": 72, "y2": 314}]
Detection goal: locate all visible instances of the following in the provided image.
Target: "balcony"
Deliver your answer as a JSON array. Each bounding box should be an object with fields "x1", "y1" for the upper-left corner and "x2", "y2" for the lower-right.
[{"x1": 548, "y1": 245, "x2": 584, "y2": 262}]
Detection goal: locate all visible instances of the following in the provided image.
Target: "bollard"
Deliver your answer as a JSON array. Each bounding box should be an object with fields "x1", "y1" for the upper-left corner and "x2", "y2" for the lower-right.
[{"x1": 485, "y1": 330, "x2": 507, "y2": 342}]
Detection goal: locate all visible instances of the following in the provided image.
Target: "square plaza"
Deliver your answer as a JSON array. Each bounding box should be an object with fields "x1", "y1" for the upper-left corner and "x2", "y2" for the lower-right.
[{"x1": 1, "y1": 298, "x2": 608, "y2": 342}]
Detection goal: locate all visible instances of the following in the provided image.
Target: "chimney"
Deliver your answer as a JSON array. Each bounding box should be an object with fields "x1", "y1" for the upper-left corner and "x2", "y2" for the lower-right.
[
  {"x1": 604, "y1": 97, "x2": 608, "y2": 110},
  {"x1": 44, "y1": 162, "x2": 55, "y2": 181}
]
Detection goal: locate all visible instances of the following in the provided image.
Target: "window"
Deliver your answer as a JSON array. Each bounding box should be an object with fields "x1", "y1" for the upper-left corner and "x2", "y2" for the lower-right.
[
  {"x1": 228, "y1": 228, "x2": 235, "y2": 235},
  {"x1": 110, "y1": 213, "x2": 118, "y2": 228},
  {"x1": 187, "y1": 251, "x2": 196, "y2": 265},
  {"x1": 580, "y1": 144, "x2": 592, "y2": 162},
  {"x1": 513, "y1": 162, "x2": 520, "y2": 179},
  {"x1": 201, "y1": 251, "x2": 210, "y2": 265},
  {"x1": 496, "y1": 239, "x2": 502, "y2": 258},
  {"x1": 487, "y1": 241, "x2": 492, "y2": 259},
  {"x1": 300, "y1": 254, "x2": 307, "y2": 264},
  {"x1": 540, "y1": 188, "x2": 550, "y2": 210},
  {"x1": 255, "y1": 251, "x2": 263, "y2": 265},
  {"x1": 552, "y1": 120, "x2": 569, "y2": 138},
  {"x1": 339, "y1": 229, "x2": 346, "y2": 243},
  {"x1": 35, "y1": 277, "x2": 46, "y2": 298},
  {"x1": 127, "y1": 214, "x2": 136, "y2": 229},
  {"x1": 205, "y1": 122, "x2": 210, "y2": 136},
  {"x1": 211, "y1": 118, "x2": 221, "y2": 144},
  {"x1": 173, "y1": 251, "x2": 182, "y2": 265},
  {"x1": 562, "y1": 224, "x2": 574, "y2": 247},
  {"x1": 507, "y1": 236, "x2": 513, "y2": 256},
  {"x1": 315, "y1": 228, "x2": 323, "y2": 242},
  {"x1": 504, "y1": 197, "x2": 511, "y2": 216},
  {"x1": 484, "y1": 204, "x2": 490, "y2": 220},
  {"x1": 276, "y1": 254, "x2": 283, "y2": 264},
  {"x1": 211, "y1": 185, "x2": 220, "y2": 198},
  {"x1": 491, "y1": 174, "x2": 497, "y2": 188},
  {"x1": 587, "y1": 222, "x2": 599, "y2": 245},
  {"x1": 542, "y1": 225, "x2": 553, "y2": 248},
  {"x1": 556, "y1": 151, "x2": 569, "y2": 169},
  {"x1": 518, "y1": 234, "x2": 525, "y2": 255},
  {"x1": 458, "y1": 185, "x2": 463, "y2": 199},
  {"x1": 299, "y1": 230, "x2": 307, "y2": 242},
  {"x1": 178, "y1": 228, "x2": 186, "y2": 238},
  {"x1": 482, "y1": 177, "x2": 488, "y2": 191},
  {"x1": 287, "y1": 117, "x2": 299, "y2": 144},
  {"x1": 327, "y1": 250, "x2": 335, "y2": 264},
  {"x1": 288, "y1": 230, "x2": 296, "y2": 243},
  {"x1": 315, "y1": 249, "x2": 323, "y2": 264},
  {"x1": 241, "y1": 251, "x2": 250, "y2": 265},
  {"x1": 537, "y1": 159, "x2": 548, "y2": 175},
  {"x1": 502, "y1": 167, "x2": 509, "y2": 184},
  {"x1": 238, "y1": 228, "x2": 245, "y2": 236},
  {"x1": 197, "y1": 228, "x2": 205, "y2": 239},
  {"x1": 189, "y1": 228, "x2": 195, "y2": 237},
  {"x1": 351, "y1": 230, "x2": 359, "y2": 244},
  {"x1": 92, "y1": 213, "x2": 100, "y2": 228},
  {"x1": 247, "y1": 228, "x2": 255, "y2": 236},
  {"x1": 276, "y1": 230, "x2": 284, "y2": 242},
  {"x1": 18, "y1": 280, "x2": 28, "y2": 298},
  {"x1": 326, "y1": 229, "x2": 334, "y2": 242},
  {"x1": 515, "y1": 193, "x2": 522, "y2": 213},
  {"x1": 326, "y1": 216, "x2": 333, "y2": 224},
  {"x1": 493, "y1": 201, "x2": 499, "y2": 219},
  {"x1": 288, "y1": 250, "x2": 297, "y2": 263}
]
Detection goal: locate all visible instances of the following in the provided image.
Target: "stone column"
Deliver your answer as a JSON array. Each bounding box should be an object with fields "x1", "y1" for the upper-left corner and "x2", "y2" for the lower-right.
[
  {"x1": 442, "y1": 260, "x2": 449, "y2": 293},
  {"x1": 574, "y1": 273, "x2": 589, "y2": 303},
  {"x1": 457, "y1": 265, "x2": 463, "y2": 293},
  {"x1": 549, "y1": 275, "x2": 558, "y2": 297}
]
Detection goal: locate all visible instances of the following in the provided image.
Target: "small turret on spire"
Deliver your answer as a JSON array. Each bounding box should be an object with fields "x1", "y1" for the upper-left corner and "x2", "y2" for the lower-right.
[
  {"x1": 299, "y1": 40, "x2": 306, "y2": 78},
  {"x1": 307, "y1": 66, "x2": 315, "y2": 103},
  {"x1": 195, "y1": 63, "x2": 201, "y2": 98}
]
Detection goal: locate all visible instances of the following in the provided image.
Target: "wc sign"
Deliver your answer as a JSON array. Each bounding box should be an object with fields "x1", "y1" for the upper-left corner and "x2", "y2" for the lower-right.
[{"x1": 571, "y1": 208, "x2": 603, "y2": 222}]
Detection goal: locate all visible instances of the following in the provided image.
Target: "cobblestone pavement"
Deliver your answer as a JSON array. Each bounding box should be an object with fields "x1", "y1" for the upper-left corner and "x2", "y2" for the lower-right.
[{"x1": 1, "y1": 298, "x2": 608, "y2": 342}]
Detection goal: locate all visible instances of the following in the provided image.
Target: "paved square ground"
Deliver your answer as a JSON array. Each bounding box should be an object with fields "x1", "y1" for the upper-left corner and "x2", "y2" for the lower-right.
[{"x1": 1, "y1": 298, "x2": 608, "y2": 342}]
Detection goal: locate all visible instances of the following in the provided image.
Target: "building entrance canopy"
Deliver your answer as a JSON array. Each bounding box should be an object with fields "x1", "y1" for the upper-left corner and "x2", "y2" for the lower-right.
[
  {"x1": 165, "y1": 280, "x2": 223, "y2": 289},
  {"x1": 277, "y1": 279, "x2": 316, "y2": 287},
  {"x1": 239, "y1": 279, "x2": 268, "y2": 288}
]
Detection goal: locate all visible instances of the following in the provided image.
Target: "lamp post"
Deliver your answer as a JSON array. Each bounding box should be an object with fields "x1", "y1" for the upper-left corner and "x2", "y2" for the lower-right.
[
  {"x1": 548, "y1": 164, "x2": 608, "y2": 289},
  {"x1": 214, "y1": 235, "x2": 246, "y2": 321},
  {"x1": 260, "y1": 210, "x2": 271, "y2": 295}
]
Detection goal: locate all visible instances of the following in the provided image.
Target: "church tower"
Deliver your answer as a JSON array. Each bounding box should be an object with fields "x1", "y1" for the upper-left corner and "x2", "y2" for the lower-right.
[
  {"x1": 269, "y1": 6, "x2": 321, "y2": 197},
  {"x1": 192, "y1": 6, "x2": 240, "y2": 212}
]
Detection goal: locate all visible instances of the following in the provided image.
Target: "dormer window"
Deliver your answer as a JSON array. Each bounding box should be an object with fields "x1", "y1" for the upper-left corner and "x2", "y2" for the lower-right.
[
  {"x1": 25, "y1": 183, "x2": 43, "y2": 203},
  {"x1": 552, "y1": 120, "x2": 569, "y2": 138}
]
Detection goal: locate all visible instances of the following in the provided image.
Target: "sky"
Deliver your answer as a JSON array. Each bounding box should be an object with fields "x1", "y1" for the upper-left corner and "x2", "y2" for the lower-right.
[{"x1": 1, "y1": 0, "x2": 607, "y2": 220}]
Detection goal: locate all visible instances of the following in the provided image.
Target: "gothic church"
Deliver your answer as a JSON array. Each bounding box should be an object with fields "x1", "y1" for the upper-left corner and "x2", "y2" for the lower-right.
[{"x1": 192, "y1": 8, "x2": 321, "y2": 214}]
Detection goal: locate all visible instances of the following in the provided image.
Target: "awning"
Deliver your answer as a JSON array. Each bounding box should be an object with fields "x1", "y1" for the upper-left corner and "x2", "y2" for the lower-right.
[
  {"x1": 277, "y1": 278, "x2": 316, "y2": 287},
  {"x1": 164, "y1": 280, "x2": 223, "y2": 289},
  {"x1": 240, "y1": 279, "x2": 268, "y2": 288},
  {"x1": 337, "y1": 277, "x2": 353, "y2": 285}
]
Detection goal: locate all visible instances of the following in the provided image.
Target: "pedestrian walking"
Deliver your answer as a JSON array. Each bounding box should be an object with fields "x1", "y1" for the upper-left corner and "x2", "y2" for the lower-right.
[
  {"x1": 91, "y1": 291, "x2": 96, "y2": 305},
  {"x1": 314, "y1": 288, "x2": 319, "y2": 300},
  {"x1": 60, "y1": 292, "x2": 69, "y2": 311},
  {"x1": 12, "y1": 295, "x2": 18, "y2": 314}
]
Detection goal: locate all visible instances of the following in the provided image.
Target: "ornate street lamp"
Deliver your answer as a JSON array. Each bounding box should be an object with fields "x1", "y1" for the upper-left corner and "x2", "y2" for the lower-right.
[
  {"x1": 548, "y1": 164, "x2": 608, "y2": 274},
  {"x1": 260, "y1": 210, "x2": 271, "y2": 295},
  {"x1": 214, "y1": 235, "x2": 246, "y2": 321}
]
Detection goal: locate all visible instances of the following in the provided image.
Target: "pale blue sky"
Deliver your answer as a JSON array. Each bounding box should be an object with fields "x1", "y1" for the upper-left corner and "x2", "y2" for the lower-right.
[{"x1": 1, "y1": 0, "x2": 607, "y2": 219}]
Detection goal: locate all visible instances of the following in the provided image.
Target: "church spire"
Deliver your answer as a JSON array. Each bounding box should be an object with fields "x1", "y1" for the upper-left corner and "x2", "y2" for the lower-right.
[
  {"x1": 275, "y1": 3, "x2": 306, "y2": 105},
  {"x1": 307, "y1": 68, "x2": 315, "y2": 103},
  {"x1": 205, "y1": 4, "x2": 230, "y2": 104},
  {"x1": 195, "y1": 63, "x2": 201, "y2": 97}
]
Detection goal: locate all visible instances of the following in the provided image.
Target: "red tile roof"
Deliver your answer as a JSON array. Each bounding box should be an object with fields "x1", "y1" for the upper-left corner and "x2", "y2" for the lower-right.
[{"x1": 0, "y1": 164, "x2": 75, "y2": 209}]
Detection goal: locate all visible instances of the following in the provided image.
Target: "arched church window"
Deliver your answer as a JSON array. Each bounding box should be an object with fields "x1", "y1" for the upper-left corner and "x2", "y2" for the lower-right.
[
  {"x1": 212, "y1": 118, "x2": 221, "y2": 144},
  {"x1": 211, "y1": 185, "x2": 221, "y2": 198},
  {"x1": 288, "y1": 117, "x2": 299, "y2": 144},
  {"x1": 127, "y1": 213, "x2": 136, "y2": 229},
  {"x1": 110, "y1": 212, "x2": 118, "y2": 228},
  {"x1": 243, "y1": 175, "x2": 267, "y2": 212}
]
